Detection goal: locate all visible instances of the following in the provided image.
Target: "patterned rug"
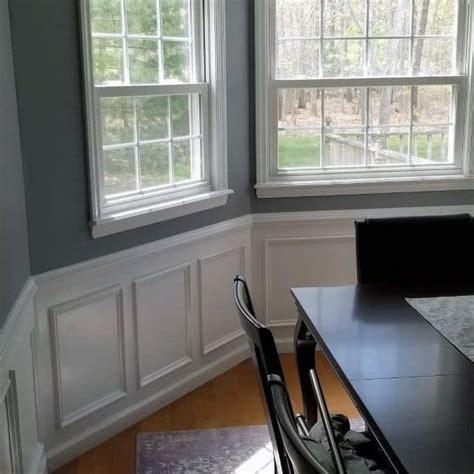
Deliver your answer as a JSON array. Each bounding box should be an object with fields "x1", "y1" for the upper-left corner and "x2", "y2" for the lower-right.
[{"x1": 136, "y1": 420, "x2": 365, "y2": 473}]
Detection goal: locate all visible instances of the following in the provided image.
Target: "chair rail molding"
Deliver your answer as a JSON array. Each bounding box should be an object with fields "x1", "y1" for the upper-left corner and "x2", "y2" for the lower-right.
[{"x1": 6, "y1": 203, "x2": 474, "y2": 472}]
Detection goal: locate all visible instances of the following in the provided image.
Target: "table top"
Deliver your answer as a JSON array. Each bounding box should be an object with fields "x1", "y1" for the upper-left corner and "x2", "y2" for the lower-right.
[
  {"x1": 291, "y1": 284, "x2": 474, "y2": 474},
  {"x1": 291, "y1": 285, "x2": 474, "y2": 381},
  {"x1": 352, "y1": 374, "x2": 474, "y2": 474}
]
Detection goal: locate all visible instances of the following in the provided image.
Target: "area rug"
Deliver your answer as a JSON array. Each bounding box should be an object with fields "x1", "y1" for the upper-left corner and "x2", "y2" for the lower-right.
[
  {"x1": 136, "y1": 419, "x2": 365, "y2": 473},
  {"x1": 406, "y1": 295, "x2": 474, "y2": 362}
]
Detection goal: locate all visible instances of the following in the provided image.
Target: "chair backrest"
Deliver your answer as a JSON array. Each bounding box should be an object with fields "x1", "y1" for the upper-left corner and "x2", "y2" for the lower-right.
[
  {"x1": 355, "y1": 214, "x2": 474, "y2": 285},
  {"x1": 233, "y1": 276, "x2": 290, "y2": 473},
  {"x1": 268, "y1": 375, "x2": 334, "y2": 474}
]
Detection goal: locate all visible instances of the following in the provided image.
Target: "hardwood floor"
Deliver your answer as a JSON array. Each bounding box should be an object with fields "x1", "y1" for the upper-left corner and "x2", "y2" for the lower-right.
[{"x1": 55, "y1": 353, "x2": 359, "y2": 474}]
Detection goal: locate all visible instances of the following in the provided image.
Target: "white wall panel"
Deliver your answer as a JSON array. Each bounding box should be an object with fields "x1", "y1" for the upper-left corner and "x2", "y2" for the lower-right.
[
  {"x1": 133, "y1": 264, "x2": 192, "y2": 388},
  {"x1": 49, "y1": 286, "x2": 126, "y2": 428},
  {"x1": 264, "y1": 237, "x2": 356, "y2": 326},
  {"x1": 198, "y1": 247, "x2": 245, "y2": 354}
]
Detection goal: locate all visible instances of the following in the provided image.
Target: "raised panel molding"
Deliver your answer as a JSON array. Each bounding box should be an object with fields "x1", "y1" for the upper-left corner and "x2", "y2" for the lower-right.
[
  {"x1": 49, "y1": 286, "x2": 126, "y2": 428},
  {"x1": 133, "y1": 264, "x2": 192, "y2": 388},
  {"x1": 198, "y1": 247, "x2": 246, "y2": 355},
  {"x1": 264, "y1": 236, "x2": 356, "y2": 326}
]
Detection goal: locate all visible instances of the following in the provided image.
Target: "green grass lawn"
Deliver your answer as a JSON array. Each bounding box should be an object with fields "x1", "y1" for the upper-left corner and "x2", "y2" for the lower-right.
[
  {"x1": 278, "y1": 136, "x2": 321, "y2": 168},
  {"x1": 279, "y1": 134, "x2": 448, "y2": 168},
  {"x1": 386, "y1": 134, "x2": 447, "y2": 161}
]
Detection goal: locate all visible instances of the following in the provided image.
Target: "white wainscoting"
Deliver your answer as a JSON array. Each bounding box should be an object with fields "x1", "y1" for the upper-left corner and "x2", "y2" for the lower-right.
[
  {"x1": 49, "y1": 286, "x2": 127, "y2": 428},
  {"x1": 16, "y1": 203, "x2": 474, "y2": 471},
  {"x1": 264, "y1": 236, "x2": 356, "y2": 327},
  {"x1": 198, "y1": 246, "x2": 246, "y2": 355},
  {"x1": 133, "y1": 264, "x2": 192, "y2": 388},
  {"x1": 0, "y1": 278, "x2": 46, "y2": 474},
  {"x1": 34, "y1": 216, "x2": 252, "y2": 471},
  {"x1": 251, "y1": 204, "x2": 474, "y2": 345}
]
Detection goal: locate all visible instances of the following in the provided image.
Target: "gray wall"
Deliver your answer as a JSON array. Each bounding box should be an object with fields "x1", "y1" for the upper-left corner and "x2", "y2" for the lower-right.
[
  {"x1": 0, "y1": 0, "x2": 30, "y2": 326},
  {"x1": 10, "y1": 0, "x2": 251, "y2": 274},
  {"x1": 9, "y1": 0, "x2": 474, "y2": 276}
]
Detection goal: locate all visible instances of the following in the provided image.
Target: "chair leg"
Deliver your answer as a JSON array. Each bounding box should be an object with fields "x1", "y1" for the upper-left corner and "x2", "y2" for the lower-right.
[{"x1": 294, "y1": 316, "x2": 318, "y2": 426}]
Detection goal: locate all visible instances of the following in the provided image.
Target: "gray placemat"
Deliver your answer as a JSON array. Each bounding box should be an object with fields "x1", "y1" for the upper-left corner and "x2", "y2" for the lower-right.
[{"x1": 406, "y1": 295, "x2": 474, "y2": 362}]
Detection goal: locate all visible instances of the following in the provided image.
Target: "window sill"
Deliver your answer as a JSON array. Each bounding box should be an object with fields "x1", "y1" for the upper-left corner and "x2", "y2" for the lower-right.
[
  {"x1": 91, "y1": 189, "x2": 233, "y2": 238},
  {"x1": 255, "y1": 175, "x2": 474, "y2": 199}
]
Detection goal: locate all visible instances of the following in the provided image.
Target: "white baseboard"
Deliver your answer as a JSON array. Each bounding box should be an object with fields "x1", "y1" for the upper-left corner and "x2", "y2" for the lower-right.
[
  {"x1": 46, "y1": 344, "x2": 249, "y2": 471},
  {"x1": 28, "y1": 444, "x2": 47, "y2": 474}
]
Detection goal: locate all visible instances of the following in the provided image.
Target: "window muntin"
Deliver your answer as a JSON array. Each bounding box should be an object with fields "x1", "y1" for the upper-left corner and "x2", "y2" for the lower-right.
[
  {"x1": 267, "y1": 0, "x2": 466, "y2": 181},
  {"x1": 86, "y1": 0, "x2": 209, "y2": 218}
]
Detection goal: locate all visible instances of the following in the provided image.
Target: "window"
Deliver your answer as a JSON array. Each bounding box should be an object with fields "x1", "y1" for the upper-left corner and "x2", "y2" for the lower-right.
[
  {"x1": 256, "y1": 0, "x2": 474, "y2": 197},
  {"x1": 81, "y1": 0, "x2": 230, "y2": 237}
]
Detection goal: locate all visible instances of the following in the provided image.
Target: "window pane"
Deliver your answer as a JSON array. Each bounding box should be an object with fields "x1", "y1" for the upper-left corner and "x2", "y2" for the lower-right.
[
  {"x1": 323, "y1": 0, "x2": 365, "y2": 37},
  {"x1": 173, "y1": 141, "x2": 192, "y2": 182},
  {"x1": 413, "y1": 38, "x2": 455, "y2": 75},
  {"x1": 412, "y1": 126, "x2": 451, "y2": 163},
  {"x1": 128, "y1": 39, "x2": 159, "y2": 84},
  {"x1": 368, "y1": 39, "x2": 410, "y2": 76},
  {"x1": 413, "y1": 85, "x2": 451, "y2": 123},
  {"x1": 161, "y1": 0, "x2": 190, "y2": 38},
  {"x1": 369, "y1": 127, "x2": 409, "y2": 165},
  {"x1": 93, "y1": 38, "x2": 123, "y2": 85},
  {"x1": 278, "y1": 130, "x2": 320, "y2": 169},
  {"x1": 90, "y1": 0, "x2": 122, "y2": 34},
  {"x1": 324, "y1": 88, "x2": 364, "y2": 126},
  {"x1": 414, "y1": 0, "x2": 455, "y2": 36},
  {"x1": 369, "y1": 87, "x2": 411, "y2": 125},
  {"x1": 278, "y1": 89, "x2": 322, "y2": 129},
  {"x1": 277, "y1": 40, "x2": 320, "y2": 78},
  {"x1": 140, "y1": 143, "x2": 170, "y2": 188},
  {"x1": 171, "y1": 95, "x2": 190, "y2": 137},
  {"x1": 322, "y1": 40, "x2": 363, "y2": 77},
  {"x1": 127, "y1": 0, "x2": 157, "y2": 36},
  {"x1": 103, "y1": 147, "x2": 136, "y2": 196},
  {"x1": 369, "y1": 0, "x2": 411, "y2": 36},
  {"x1": 137, "y1": 96, "x2": 169, "y2": 141},
  {"x1": 324, "y1": 128, "x2": 365, "y2": 167},
  {"x1": 276, "y1": 0, "x2": 320, "y2": 38},
  {"x1": 163, "y1": 41, "x2": 190, "y2": 82},
  {"x1": 101, "y1": 97, "x2": 135, "y2": 146}
]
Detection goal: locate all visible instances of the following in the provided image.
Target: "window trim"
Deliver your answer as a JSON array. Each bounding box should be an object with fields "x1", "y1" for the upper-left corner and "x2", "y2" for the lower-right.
[
  {"x1": 80, "y1": 0, "x2": 231, "y2": 237},
  {"x1": 255, "y1": 0, "x2": 474, "y2": 198}
]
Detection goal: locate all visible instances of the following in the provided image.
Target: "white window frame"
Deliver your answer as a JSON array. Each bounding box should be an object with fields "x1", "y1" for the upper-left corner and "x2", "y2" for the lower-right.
[
  {"x1": 256, "y1": 0, "x2": 474, "y2": 198},
  {"x1": 80, "y1": 0, "x2": 231, "y2": 238}
]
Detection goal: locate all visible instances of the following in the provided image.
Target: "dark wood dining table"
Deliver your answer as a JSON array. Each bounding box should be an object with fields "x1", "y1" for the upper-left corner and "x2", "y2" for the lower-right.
[{"x1": 291, "y1": 284, "x2": 474, "y2": 474}]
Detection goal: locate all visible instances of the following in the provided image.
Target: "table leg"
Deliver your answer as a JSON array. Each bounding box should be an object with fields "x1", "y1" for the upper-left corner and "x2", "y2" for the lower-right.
[{"x1": 294, "y1": 315, "x2": 318, "y2": 426}]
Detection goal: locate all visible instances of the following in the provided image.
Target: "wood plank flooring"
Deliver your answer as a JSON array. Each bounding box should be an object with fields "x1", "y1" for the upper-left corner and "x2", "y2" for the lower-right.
[{"x1": 55, "y1": 353, "x2": 359, "y2": 474}]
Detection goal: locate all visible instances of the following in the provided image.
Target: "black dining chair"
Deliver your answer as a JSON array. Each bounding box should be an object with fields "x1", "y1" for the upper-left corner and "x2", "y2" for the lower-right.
[
  {"x1": 355, "y1": 214, "x2": 474, "y2": 285},
  {"x1": 233, "y1": 276, "x2": 346, "y2": 474}
]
